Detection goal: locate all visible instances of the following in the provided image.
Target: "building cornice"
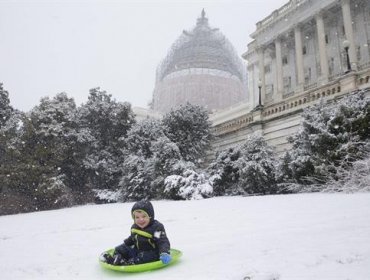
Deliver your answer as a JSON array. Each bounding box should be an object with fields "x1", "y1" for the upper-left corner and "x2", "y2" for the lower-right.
[
  {"x1": 212, "y1": 70, "x2": 370, "y2": 136},
  {"x1": 250, "y1": 0, "x2": 338, "y2": 47}
]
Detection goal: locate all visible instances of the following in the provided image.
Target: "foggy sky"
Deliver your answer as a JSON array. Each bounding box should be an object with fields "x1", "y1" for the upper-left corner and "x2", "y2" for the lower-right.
[{"x1": 0, "y1": 0, "x2": 288, "y2": 112}]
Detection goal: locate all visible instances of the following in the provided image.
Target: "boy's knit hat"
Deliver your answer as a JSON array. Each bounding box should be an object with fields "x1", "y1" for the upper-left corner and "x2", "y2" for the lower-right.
[{"x1": 131, "y1": 200, "x2": 155, "y2": 220}]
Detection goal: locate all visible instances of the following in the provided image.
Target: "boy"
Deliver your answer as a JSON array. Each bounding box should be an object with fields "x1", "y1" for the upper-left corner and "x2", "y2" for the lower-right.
[{"x1": 101, "y1": 200, "x2": 172, "y2": 265}]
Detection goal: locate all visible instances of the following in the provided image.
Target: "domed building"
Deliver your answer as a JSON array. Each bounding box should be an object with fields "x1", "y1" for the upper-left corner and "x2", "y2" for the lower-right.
[{"x1": 152, "y1": 10, "x2": 248, "y2": 113}]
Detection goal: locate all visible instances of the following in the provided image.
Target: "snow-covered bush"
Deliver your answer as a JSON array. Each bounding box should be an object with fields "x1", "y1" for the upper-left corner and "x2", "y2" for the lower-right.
[
  {"x1": 35, "y1": 175, "x2": 74, "y2": 210},
  {"x1": 209, "y1": 133, "x2": 279, "y2": 195},
  {"x1": 92, "y1": 188, "x2": 121, "y2": 203},
  {"x1": 164, "y1": 169, "x2": 213, "y2": 200},
  {"x1": 236, "y1": 134, "x2": 279, "y2": 195},
  {"x1": 208, "y1": 147, "x2": 241, "y2": 195},
  {"x1": 281, "y1": 89, "x2": 370, "y2": 190},
  {"x1": 323, "y1": 153, "x2": 370, "y2": 193},
  {"x1": 0, "y1": 192, "x2": 35, "y2": 215}
]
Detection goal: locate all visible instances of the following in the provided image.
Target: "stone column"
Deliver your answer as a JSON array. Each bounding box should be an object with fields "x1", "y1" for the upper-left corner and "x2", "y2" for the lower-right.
[
  {"x1": 275, "y1": 37, "x2": 284, "y2": 101},
  {"x1": 258, "y1": 46, "x2": 266, "y2": 105},
  {"x1": 247, "y1": 64, "x2": 255, "y2": 108},
  {"x1": 341, "y1": 0, "x2": 357, "y2": 70},
  {"x1": 294, "y1": 24, "x2": 305, "y2": 91},
  {"x1": 315, "y1": 11, "x2": 329, "y2": 84}
]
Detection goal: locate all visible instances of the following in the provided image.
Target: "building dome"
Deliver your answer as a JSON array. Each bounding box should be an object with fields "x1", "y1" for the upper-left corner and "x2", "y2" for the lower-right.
[{"x1": 152, "y1": 9, "x2": 247, "y2": 113}]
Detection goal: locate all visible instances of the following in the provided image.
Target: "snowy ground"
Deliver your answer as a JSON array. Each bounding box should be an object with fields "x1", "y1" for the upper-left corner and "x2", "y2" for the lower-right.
[{"x1": 1, "y1": 193, "x2": 370, "y2": 280}]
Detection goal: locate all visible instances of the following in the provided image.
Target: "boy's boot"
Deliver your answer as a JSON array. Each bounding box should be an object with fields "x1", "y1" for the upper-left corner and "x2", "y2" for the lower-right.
[
  {"x1": 100, "y1": 253, "x2": 114, "y2": 264},
  {"x1": 113, "y1": 253, "x2": 124, "y2": 265}
]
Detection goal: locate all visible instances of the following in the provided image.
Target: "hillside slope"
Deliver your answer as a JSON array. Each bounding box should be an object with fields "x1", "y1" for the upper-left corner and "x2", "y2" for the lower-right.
[{"x1": 1, "y1": 193, "x2": 370, "y2": 280}]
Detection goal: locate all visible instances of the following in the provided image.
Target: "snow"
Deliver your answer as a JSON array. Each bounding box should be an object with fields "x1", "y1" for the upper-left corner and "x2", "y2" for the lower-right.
[{"x1": 1, "y1": 193, "x2": 370, "y2": 280}]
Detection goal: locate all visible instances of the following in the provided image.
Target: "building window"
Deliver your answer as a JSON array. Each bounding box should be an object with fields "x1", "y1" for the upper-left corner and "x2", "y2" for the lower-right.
[
  {"x1": 282, "y1": 56, "x2": 288, "y2": 65},
  {"x1": 325, "y1": 34, "x2": 329, "y2": 44},
  {"x1": 264, "y1": 64, "x2": 271, "y2": 73},
  {"x1": 305, "y1": 67, "x2": 311, "y2": 84},
  {"x1": 265, "y1": 84, "x2": 274, "y2": 101},
  {"x1": 356, "y1": 46, "x2": 361, "y2": 61},
  {"x1": 329, "y1": 57, "x2": 334, "y2": 75},
  {"x1": 283, "y1": 76, "x2": 291, "y2": 91}
]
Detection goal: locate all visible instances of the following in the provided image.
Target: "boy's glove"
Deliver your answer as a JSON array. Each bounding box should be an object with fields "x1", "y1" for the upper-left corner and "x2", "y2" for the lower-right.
[{"x1": 160, "y1": 253, "x2": 172, "y2": 264}]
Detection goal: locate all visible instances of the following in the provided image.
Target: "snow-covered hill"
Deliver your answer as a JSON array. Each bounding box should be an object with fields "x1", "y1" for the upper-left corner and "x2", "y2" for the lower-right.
[{"x1": 1, "y1": 193, "x2": 370, "y2": 280}]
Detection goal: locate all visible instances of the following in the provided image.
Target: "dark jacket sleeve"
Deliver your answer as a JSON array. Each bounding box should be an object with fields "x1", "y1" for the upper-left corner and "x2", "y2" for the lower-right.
[
  {"x1": 153, "y1": 222, "x2": 171, "y2": 254},
  {"x1": 123, "y1": 226, "x2": 134, "y2": 246}
]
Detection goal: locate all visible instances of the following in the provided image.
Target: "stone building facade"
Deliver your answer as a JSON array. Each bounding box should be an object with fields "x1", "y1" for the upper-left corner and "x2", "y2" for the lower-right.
[{"x1": 210, "y1": 0, "x2": 370, "y2": 155}]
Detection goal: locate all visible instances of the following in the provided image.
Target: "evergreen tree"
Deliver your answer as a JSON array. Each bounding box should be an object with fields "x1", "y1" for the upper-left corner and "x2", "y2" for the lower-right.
[
  {"x1": 119, "y1": 119, "x2": 164, "y2": 201},
  {"x1": 23, "y1": 93, "x2": 83, "y2": 207},
  {"x1": 237, "y1": 134, "x2": 278, "y2": 194},
  {"x1": 120, "y1": 119, "x2": 183, "y2": 200},
  {"x1": 209, "y1": 133, "x2": 278, "y2": 195},
  {"x1": 124, "y1": 118, "x2": 164, "y2": 158},
  {"x1": 0, "y1": 83, "x2": 14, "y2": 161},
  {"x1": 120, "y1": 155, "x2": 156, "y2": 201},
  {"x1": 162, "y1": 103, "x2": 212, "y2": 163},
  {"x1": 0, "y1": 83, "x2": 13, "y2": 128},
  {"x1": 282, "y1": 89, "x2": 370, "y2": 190},
  {"x1": 78, "y1": 88, "x2": 135, "y2": 190},
  {"x1": 0, "y1": 85, "x2": 38, "y2": 214},
  {"x1": 208, "y1": 147, "x2": 241, "y2": 195}
]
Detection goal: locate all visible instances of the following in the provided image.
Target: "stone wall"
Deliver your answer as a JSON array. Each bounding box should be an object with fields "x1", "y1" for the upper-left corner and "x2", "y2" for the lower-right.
[{"x1": 210, "y1": 70, "x2": 370, "y2": 158}]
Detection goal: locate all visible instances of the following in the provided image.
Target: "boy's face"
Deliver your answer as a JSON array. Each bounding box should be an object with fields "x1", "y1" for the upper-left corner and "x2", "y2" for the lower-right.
[{"x1": 133, "y1": 210, "x2": 150, "y2": 229}]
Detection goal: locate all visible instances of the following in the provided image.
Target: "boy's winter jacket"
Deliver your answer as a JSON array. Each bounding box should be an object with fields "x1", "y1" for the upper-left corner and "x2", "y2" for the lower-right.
[{"x1": 124, "y1": 220, "x2": 171, "y2": 255}]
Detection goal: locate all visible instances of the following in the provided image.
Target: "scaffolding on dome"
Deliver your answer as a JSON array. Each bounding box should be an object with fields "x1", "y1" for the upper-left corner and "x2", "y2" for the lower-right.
[{"x1": 156, "y1": 9, "x2": 245, "y2": 83}]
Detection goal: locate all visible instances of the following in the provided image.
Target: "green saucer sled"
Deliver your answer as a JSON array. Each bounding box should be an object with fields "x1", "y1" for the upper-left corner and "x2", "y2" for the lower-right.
[{"x1": 99, "y1": 248, "x2": 182, "y2": 273}]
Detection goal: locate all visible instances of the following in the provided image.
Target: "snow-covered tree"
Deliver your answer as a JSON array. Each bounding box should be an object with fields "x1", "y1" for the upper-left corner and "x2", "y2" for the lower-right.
[
  {"x1": 34, "y1": 175, "x2": 74, "y2": 210},
  {"x1": 164, "y1": 169, "x2": 213, "y2": 200},
  {"x1": 208, "y1": 147, "x2": 241, "y2": 195},
  {"x1": 281, "y1": 89, "x2": 370, "y2": 190},
  {"x1": 124, "y1": 118, "x2": 164, "y2": 158},
  {"x1": 323, "y1": 153, "x2": 370, "y2": 193},
  {"x1": 78, "y1": 88, "x2": 135, "y2": 190},
  {"x1": 0, "y1": 111, "x2": 54, "y2": 213},
  {"x1": 120, "y1": 114, "x2": 215, "y2": 201},
  {"x1": 120, "y1": 119, "x2": 184, "y2": 200},
  {"x1": 0, "y1": 87, "x2": 57, "y2": 214},
  {"x1": 2, "y1": 92, "x2": 96, "y2": 211},
  {"x1": 151, "y1": 136, "x2": 184, "y2": 179},
  {"x1": 0, "y1": 110, "x2": 27, "y2": 198},
  {"x1": 0, "y1": 83, "x2": 13, "y2": 128},
  {"x1": 162, "y1": 103, "x2": 212, "y2": 163},
  {"x1": 209, "y1": 133, "x2": 278, "y2": 195},
  {"x1": 78, "y1": 88, "x2": 135, "y2": 147},
  {"x1": 236, "y1": 134, "x2": 278, "y2": 194},
  {"x1": 0, "y1": 83, "x2": 15, "y2": 166},
  {"x1": 119, "y1": 155, "x2": 156, "y2": 201},
  {"x1": 17, "y1": 93, "x2": 83, "y2": 205}
]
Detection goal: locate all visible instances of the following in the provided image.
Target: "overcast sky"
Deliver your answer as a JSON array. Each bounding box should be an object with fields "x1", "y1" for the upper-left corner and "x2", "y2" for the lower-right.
[{"x1": 0, "y1": 0, "x2": 288, "y2": 112}]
